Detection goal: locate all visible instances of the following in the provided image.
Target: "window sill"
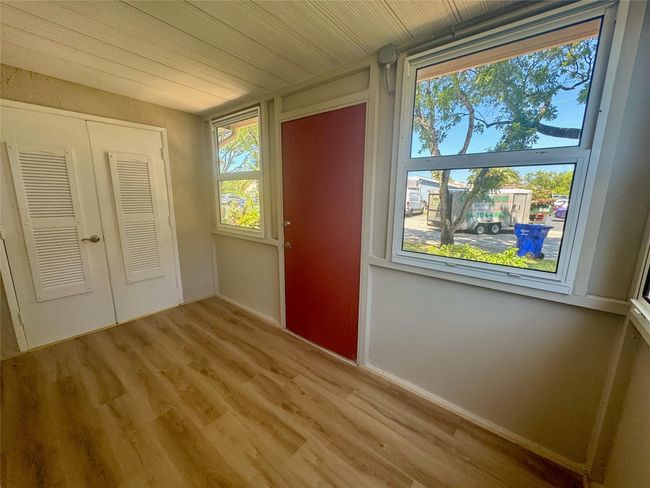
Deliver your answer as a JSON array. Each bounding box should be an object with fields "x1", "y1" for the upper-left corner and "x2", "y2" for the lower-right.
[
  {"x1": 212, "y1": 229, "x2": 280, "y2": 247},
  {"x1": 393, "y1": 252, "x2": 572, "y2": 294},
  {"x1": 368, "y1": 255, "x2": 629, "y2": 315},
  {"x1": 630, "y1": 299, "x2": 650, "y2": 347}
]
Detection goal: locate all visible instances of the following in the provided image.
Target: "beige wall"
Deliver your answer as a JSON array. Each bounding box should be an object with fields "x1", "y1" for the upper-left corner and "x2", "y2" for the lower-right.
[
  {"x1": 0, "y1": 65, "x2": 215, "y2": 304},
  {"x1": 364, "y1": 1, "x2": 649, "y2": 465},
  {"x1": 587, "y1": 4, "x2": 650, "y2": 299},
  {"x1": 212, "y1": 68, "x2": 371, "y2": 320},
  {"x1": 208, "y1": 0, "x2": 649, "y2": 470},
  {"x1": 214, "y1": 235, "x2": 280, "y2": 322},
  {"x1": 599, "y1": 341, "x2": 650, "y2": 488},
  {"x1": 367, "y1": 266, "x2": 622, "y2": 462}
]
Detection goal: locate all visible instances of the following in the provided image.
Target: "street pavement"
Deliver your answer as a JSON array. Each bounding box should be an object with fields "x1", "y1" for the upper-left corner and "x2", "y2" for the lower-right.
[{"x1": 403, "y1": 212, "x2": 564, "y2": 260}]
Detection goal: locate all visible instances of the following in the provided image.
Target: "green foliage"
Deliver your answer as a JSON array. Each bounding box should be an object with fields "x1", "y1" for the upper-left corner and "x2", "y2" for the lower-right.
[
  {"x1": 216, "y1": 119, "x2": 261, "y2": 229},
  {"x1": 430, "y1": 167, "x2": 521, "y2": 195},
  {"x1": 217, "y1": 123, "x2": 260, "y2": 173},
  {"x1": 413, "y1": 37, "x2": 598, "y2": 155},
  {"x1": 415, "y1": 35, "x2": 596, "y2": 244},
  {"x1": 467, "y1": 167, "x2": 521, "y2": 196},
  {"x1": 403, "y1": 242, "x2": 556, "y2": 272},
  {"x1": 219, "y1": 179, "x2": 261, "y2": 230},
  {"x1": 523, "y1": 170, "x2": 573, "y2": 201}
]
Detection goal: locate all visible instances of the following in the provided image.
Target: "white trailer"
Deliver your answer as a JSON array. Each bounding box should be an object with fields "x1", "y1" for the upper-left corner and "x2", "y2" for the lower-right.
[{"x1": 427, "y1": 189, "x2": 532, "y2": 234}]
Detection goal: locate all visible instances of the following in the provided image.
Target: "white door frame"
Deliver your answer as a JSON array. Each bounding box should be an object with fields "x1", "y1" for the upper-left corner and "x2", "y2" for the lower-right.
[
  {"x1": 272, "y1": 62, "x2": 380, "y2": 364},
  {"x1": 0, "y1": 99, "x2": 184, "y2": 351},
  {"x1": 0, "y1": 225, "x2": 28, "y2": 351}
]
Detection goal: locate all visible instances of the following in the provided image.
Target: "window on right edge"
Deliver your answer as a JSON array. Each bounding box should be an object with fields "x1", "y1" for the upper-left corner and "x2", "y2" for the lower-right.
[{"x1": 394, "y1": 14, "x2": 611, "y2": 293}]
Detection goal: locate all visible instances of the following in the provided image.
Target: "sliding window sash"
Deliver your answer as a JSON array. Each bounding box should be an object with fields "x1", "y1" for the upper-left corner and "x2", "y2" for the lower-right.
[
  {"x1": 211, "y1": 106, "x2": 265, "y2": 238},
  {"x1": 390, "y1": 1, "x2": 618, "y2": 294}
]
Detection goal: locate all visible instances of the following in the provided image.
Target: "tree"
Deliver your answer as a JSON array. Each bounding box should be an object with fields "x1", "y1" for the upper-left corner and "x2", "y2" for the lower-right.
[
  {"x1": 216, "y1": 122, "x2": 261, "y2": 228},
  {"x1": 216, "y1": 123, "x2": 259, "y2": 173},
  {"x1": 414, "y1": 36, "x2": 596, "y2": 244},
  {"x1": 522, "y1": 170, "x2": 574, "y2": 202}
]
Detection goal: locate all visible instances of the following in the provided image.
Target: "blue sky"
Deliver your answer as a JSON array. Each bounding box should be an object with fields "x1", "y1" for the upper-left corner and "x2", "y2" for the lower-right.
[{"x1": 410, "y1": 89, "x2": 585, "y2": 183}]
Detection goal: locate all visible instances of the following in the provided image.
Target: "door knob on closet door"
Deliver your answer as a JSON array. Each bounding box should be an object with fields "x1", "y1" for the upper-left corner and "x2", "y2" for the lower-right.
[
  {"x1": 81, "y1": 235, "x2": 101, "y2": 243},
  {"x1": 284, "y1": 241, "x2": 292, "y2": 249}
]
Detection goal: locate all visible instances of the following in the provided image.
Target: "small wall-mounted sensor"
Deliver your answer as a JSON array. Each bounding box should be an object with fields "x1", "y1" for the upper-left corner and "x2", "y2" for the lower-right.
[
  {"x1": 378, "y1": 44, "x2": 398, "y2": 94},
  {"x1": 378, "y1": 44, "x2": 398, "y2": 65}
]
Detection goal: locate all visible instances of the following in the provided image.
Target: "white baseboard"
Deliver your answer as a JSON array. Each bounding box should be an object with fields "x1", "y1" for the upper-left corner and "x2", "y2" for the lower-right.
[
  {"x1": 214, "y1": 293, "x2": 282, "y2": 328},
  {"x1": 208, "y1": 295, "x2": 587, "y2": 479},
  {"x1": 361, "y1": 362, "x2": 587, "y2": 477},
  {"x1": 181, "y1": 292, "x2": 216, "y2": 305}
]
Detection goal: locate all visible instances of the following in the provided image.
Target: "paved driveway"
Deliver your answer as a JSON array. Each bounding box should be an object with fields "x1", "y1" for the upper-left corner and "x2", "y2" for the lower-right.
[{"x1": 403, "y1": 213, "x2": 563, "y2": 260}]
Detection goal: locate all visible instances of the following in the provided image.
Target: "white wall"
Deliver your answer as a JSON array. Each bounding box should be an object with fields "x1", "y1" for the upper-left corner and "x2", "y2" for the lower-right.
[
  {"x1": 209, "y1": 0, "x2": 649, "y2": 472},
  {"x1": 599, "y1": 341, "x2": 650, "y2": 488}
]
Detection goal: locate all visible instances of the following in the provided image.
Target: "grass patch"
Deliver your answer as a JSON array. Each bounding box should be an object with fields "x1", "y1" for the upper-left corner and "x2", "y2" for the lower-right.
[{"x1": 403, "y1": 242, "x2": 557, "y2": 273}]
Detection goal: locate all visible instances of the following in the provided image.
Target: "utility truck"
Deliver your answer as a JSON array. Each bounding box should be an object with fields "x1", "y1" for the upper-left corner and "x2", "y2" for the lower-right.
[{"x1": 427, "y1": 189, "x2": 532, "y2": 235}]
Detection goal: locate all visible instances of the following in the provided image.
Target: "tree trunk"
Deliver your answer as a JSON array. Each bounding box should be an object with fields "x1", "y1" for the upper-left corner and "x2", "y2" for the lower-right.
[
  {"x1": 439, "y1": 170, "x2": 455, "y2": 245},
  {"x1": 439, "y1": 86, "x2": 475, "y2": 246}
]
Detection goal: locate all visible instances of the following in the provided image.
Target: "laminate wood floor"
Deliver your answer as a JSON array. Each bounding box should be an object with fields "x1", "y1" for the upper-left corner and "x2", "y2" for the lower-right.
[{"x1": 1, "y1": 297, "x2": 584, "y2": 487}]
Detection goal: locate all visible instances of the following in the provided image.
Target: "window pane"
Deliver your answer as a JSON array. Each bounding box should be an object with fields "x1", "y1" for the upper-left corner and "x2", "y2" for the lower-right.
[
  {"x1": 218, "y1": 179, "x2": 261, "y2": 230},
  {"x1": 402, "y1": 164, "x2": 576, "y2": 273},
  {"x1": 215, "y1": 114, "x2": 260, "y2": 173},
  {"x1": 411, "y1": 18, "x2": 601, "y2": 158}
]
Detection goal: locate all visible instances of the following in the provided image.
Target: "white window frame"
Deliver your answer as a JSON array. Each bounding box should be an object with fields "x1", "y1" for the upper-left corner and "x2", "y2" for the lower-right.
[
  {"x1": 211, "y1": 106, "x2": 265, "y2": 238},
  {"x1": 391, "y1": 2, "x2": 617, "y2": 294},
  {"x1": 630, "y1": 212, "x2": 650, "y2": 346}
]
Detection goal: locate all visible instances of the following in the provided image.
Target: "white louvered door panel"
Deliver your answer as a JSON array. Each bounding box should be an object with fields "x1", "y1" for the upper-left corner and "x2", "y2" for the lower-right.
[
  {"x1": 108, "y1": 152, "x2": 163, "y2": 283},
  {"x1": 1, "y1": 106, "x2": 117, "y2": 348},
  {"x1": 87, "y1": 122, "x2": 180, "y2": 323},
  {"x1": 6, "y1": 145, "x2": 92, "y2": 300}
]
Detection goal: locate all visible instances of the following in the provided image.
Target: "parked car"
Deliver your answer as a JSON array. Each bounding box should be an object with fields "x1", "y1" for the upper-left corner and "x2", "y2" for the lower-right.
[
  {"x1": 553, "y1": 197, "x2": 568, "y2": 210},
  {"x1": 553, "y1": 198, "x2": 569, "y2": 220},
  {"x1": 554, "y1": 202, "x2": 568, "y2": 220},
  {"x1": 405, "y1": 189, "x2": 424, "y2": 216}
]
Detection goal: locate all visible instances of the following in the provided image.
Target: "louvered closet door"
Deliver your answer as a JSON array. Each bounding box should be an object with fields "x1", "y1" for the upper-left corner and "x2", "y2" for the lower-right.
[
  {"x1": 86, "y1": 122, "x2": 179, "y2": 323},
  {"x1": 0, "y1": 108, "x2": 116, "y2": 348}
]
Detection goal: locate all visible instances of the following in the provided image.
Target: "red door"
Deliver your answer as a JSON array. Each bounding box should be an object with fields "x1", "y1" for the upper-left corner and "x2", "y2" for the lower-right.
[{"x1": 281, "y1": 104, "x2": 366, "y2": 360}]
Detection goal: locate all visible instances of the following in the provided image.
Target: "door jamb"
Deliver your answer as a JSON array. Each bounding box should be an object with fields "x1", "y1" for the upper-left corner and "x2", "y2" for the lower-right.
[
  {"x1": 160, "y1": 130, "x2": 185, "y2": 305},
  {"x1": 0, "y1": 225, "x2": 28, "y2": 351}
]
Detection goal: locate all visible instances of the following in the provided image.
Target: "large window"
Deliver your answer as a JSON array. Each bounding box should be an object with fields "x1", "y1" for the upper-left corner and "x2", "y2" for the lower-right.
[
  {"x1": 212, "y1": 107, "x2": 264, "y2": 235},
  {"x1": 393, "y1": 11, "x2": 613, "y2": 293}
]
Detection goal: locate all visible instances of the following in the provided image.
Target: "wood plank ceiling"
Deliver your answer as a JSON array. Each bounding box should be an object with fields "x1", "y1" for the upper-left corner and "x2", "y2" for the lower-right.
[{"x1": 0, "y1": 1, "x2": 517, "y2": 114}]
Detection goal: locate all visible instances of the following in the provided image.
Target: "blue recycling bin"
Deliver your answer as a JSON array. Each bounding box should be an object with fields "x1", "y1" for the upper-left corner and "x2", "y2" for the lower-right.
[{"x1": 514, "y1": 223, "x2": 552, "y2": 259}]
